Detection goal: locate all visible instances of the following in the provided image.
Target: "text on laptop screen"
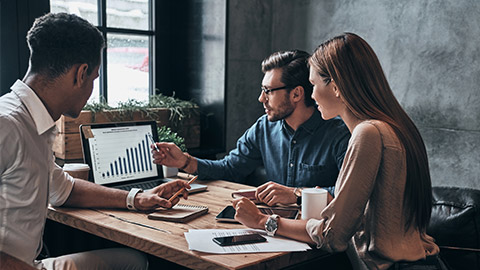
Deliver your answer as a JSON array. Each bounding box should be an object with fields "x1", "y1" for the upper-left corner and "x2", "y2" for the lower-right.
[{"x1": 87, "y1": 125, "x2": 158, "y2": 185}]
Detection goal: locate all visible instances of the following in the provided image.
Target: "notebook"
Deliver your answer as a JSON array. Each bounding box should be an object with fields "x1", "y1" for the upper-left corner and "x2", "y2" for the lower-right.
[
  {"x1": 148, "y1": 204, "x2": 208, "y2": 223},
  {"x1": 79, "y1": 120, "x2": 207, "y2": 193}
]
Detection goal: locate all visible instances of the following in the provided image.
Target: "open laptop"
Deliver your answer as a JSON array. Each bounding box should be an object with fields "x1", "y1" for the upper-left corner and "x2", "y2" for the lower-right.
[{"x1": 79, "y1": 120, "x2": 207, "y2": 193}]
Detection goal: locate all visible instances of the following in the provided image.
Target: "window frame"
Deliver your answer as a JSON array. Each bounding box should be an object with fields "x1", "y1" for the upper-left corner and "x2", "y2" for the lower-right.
[{"x1": 95, "y1": 0, "x2": 155, "y2": 103}]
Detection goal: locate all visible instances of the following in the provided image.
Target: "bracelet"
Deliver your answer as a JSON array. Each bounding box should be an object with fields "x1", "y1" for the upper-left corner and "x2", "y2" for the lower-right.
[
  {"x1": 179, "y1": 153, "x2": 191, "y2": 171},
  {"x1": 126, "y1": 188, "x2": 143, "y2": 211}
]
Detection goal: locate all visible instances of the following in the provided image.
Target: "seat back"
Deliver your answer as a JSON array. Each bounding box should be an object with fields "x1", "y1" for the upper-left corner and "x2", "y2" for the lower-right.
[{"x1": 427, "y1": 186, "x2": 480, "y2": 270}]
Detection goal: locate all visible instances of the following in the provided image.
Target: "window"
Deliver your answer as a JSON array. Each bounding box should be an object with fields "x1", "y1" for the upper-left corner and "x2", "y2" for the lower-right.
[{"x1": 51, "y1": 0, "x2": 154, "y2": 106}]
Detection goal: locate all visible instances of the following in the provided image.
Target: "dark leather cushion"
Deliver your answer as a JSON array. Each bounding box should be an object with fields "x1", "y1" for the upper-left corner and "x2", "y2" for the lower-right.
[{"x1": 427, "y1": 186, "x2": 480, "y2": 270}]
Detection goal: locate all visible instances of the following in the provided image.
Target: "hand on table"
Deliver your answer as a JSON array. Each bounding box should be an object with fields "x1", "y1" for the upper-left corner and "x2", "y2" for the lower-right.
[{"x1": 256, "y1": 181, "x2": 297, "y2": 206}]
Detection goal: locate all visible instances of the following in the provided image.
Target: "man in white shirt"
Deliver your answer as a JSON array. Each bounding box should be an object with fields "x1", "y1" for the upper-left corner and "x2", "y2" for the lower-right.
[{"x1": 0, "y1": 13, "x2": 190, "y2": 270}]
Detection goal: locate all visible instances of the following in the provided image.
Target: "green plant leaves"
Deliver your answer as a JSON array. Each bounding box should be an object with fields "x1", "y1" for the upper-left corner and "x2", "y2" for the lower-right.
[
  {"x1": 157, "y1": 126, "x2": 187, "y2": 152},
  {"x1": 82, "y1": 94, "x2": 199, "y2": 126}
]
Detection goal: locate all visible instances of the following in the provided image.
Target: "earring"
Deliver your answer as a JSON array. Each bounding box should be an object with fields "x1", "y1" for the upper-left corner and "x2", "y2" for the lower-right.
[{"x1": 334, "y1": 87, "x2": 339, "y2": 98}]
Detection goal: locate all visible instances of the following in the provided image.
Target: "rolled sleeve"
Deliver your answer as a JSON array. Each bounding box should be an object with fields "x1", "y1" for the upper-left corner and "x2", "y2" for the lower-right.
[
  {"x1": 306, "y1": 218, "x2": 326, "y2": 248},
  {"x1": 306, "y1": 218, "x2": 350, "y2": 253},
  {"x1": 49, "y1": 162, "x2": 75, "y2": 206}
]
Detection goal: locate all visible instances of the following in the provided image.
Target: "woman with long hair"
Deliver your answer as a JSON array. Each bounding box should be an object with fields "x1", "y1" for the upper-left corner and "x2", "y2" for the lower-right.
[{"x1": 233, "y1": 33, "x2": 446, "y2": 269}]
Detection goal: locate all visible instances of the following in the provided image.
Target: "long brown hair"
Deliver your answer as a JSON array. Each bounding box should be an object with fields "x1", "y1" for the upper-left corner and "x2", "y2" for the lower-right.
[{"x1": 309, "y1": 33, "x2": 432, "y2": 232}]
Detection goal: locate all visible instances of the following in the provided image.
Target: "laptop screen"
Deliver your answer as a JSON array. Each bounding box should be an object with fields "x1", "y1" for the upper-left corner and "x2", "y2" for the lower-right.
[{"x1": 80, "y1": 121, "x2": 161, "y2": 186}]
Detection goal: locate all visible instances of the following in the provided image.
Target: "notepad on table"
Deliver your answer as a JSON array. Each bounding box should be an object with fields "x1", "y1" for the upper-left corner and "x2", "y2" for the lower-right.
[{"x1": 148, "y1": 204, "x2": 208, "y2": 223}]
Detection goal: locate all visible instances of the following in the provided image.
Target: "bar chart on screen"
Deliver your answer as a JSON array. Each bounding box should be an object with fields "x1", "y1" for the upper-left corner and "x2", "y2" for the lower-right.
[{"x1": 88, "y1": 125, "x2": 157, "y2": 185}]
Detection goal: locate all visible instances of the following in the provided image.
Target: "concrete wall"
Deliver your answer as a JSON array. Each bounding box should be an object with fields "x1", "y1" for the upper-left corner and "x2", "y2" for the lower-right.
[{"x1": 226, "y1": 0, "x2": 480, "y2": 189}]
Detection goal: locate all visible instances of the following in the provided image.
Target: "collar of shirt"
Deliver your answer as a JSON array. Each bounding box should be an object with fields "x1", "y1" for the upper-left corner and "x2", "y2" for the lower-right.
[
  {"x1": 281, "y1": 109, "x2": 325, "y2": 135},
  {"x1": 11, "y1": 80, "x2": 56, "y2": 136}
]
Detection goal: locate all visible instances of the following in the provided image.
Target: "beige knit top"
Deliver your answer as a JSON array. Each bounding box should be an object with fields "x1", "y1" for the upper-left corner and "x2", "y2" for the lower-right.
[{"x1": 306, "y1": 120, "x2": 439, "y2": 270}]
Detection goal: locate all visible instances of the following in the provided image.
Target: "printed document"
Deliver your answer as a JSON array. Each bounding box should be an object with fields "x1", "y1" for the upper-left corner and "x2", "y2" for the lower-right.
[{"x1": 184, "y1": 229, "x2": 311, "y2": 254}]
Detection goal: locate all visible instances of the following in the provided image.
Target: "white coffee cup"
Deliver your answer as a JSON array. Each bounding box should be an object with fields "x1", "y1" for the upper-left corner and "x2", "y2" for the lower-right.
[
  {"x1": 301, "y1": 188, "x2": 328, "y2": 220},
  {"x1": 162, "y1": 165, "x2": 178, "y2": 178},
  {"x1": 63, "y1": 163, "x2": 90, "y2": 180}
]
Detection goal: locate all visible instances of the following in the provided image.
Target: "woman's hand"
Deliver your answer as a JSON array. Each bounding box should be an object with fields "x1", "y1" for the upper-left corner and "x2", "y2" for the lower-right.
[
  {"x1": 232, "y1": 198, "x2": 268, "y2": 229},
  {"x1": 134, "y1": 180, "x2": 190, "y2": 211}
]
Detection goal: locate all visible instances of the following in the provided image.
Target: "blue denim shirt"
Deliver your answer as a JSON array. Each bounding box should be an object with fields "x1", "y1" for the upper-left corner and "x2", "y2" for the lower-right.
[{"x1": 197, "y1": 110, "x2": 350, "y2": 191}]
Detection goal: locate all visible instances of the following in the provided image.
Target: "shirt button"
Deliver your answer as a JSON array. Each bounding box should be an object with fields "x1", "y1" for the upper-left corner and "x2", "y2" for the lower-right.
[
  {"x1": 290, "y1": 163, "x2": 294, "y2": 167},
  {"x1": 292, "y1": 140, "x2": 297, "y2": 144}
]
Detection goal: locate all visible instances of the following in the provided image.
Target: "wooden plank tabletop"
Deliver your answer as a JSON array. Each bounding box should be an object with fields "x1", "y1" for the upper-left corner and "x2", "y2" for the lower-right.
[{"x1": 47, "y1": 180, "x2": 327, "y2": 269}]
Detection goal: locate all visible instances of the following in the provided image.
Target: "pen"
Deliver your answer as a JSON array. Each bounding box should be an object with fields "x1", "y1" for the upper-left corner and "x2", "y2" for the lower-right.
[
  {"x1": 168, "y1": 175, "x2": 198, "y2": 202},
  {"x1": 147, "y1": 132, "x2": 160, "y2": 152}
]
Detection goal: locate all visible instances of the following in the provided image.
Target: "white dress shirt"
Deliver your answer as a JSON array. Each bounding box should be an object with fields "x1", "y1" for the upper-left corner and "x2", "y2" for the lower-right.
[{"x1": 0, "y1": 80, "x2": 75, "y2": 266}]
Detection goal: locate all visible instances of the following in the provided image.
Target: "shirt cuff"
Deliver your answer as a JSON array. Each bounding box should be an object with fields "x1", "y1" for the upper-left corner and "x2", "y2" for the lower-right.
[
  {"x1": 49, "y1": 165, "x2": 75, "y2": 206},
  {"x1": 306, "y1": 218, "x2": 325, "y2": 249}
]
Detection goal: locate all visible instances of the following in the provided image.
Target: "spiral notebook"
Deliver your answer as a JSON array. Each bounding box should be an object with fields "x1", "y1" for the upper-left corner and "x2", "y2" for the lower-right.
[{"x1": 148, "y1": 204, "x2": 208, "y2": 223}]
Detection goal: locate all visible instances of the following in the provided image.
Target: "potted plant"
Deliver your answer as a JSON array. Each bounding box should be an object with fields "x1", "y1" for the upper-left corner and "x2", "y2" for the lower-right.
[{"x1": 157, "y1": 126, "x2": 186, "y2": 177}]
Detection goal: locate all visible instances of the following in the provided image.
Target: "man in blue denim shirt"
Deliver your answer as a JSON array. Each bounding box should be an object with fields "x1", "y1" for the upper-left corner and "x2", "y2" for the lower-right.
[{"x1": 152, "y1": 50, "x2": 350, "y2": 205}]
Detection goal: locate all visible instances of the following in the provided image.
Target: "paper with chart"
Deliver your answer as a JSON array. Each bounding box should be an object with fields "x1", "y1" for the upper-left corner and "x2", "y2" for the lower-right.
[{"x1": 184, "y1": 229, "x2": 311, "y2": 253}]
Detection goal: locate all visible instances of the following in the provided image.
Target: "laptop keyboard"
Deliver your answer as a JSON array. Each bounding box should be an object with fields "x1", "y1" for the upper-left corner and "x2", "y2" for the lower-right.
[{"x1": 115, "y1": 180, "x2": 164, "y2": 191}]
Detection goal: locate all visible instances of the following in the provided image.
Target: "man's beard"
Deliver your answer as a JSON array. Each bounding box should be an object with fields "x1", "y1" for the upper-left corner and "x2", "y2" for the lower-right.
[{"x1": 267, "y1": 99, "x2": 294, "y2": 122}]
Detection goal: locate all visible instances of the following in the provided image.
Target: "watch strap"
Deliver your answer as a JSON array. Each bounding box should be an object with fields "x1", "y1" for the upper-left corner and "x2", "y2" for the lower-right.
[
  {"x1": 293, "y1": 187, "x2": 302, "y2": 205},
  {"x1": 296, "y1": 195, "x2": 302, "y2": 205},
  {"x1": 179, "y1": 153, "x2": 192, "y2": 171},
  {"x1": 127, "y1": 188, "x2": 143, "y2": 211},
  {"x1": 265, "y1": 214, "x2": 280, "y2": 236}
]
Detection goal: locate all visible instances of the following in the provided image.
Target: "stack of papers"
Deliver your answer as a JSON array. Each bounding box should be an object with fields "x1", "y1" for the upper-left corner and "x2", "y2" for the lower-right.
[{"x1": 184, "y1": 229, "x2": 311, "y2": 254}]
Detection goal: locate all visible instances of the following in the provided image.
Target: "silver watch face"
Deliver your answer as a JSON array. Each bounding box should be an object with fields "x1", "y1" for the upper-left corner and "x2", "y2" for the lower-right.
[{"x1": 265, "y1": 217, "x2": 278, "y2": 232}]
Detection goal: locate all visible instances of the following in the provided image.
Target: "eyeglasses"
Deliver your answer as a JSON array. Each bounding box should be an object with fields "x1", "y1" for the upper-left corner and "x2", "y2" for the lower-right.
[{"x1": 261, "y1": 85, "x2": 291, "y2": 95}]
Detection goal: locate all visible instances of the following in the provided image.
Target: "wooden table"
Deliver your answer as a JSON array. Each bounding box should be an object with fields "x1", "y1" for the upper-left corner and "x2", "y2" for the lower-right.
[{"x1": 47, "y1": 180, "x2": 327, "y2": 269}]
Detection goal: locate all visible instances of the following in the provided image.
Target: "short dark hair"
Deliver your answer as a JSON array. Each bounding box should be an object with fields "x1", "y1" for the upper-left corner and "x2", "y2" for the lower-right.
[
  {"x1": 261, "y1": 50, "x2": 314, "y2": 107},
  {"x1": 26, "y1": 13, "x2": 105, "y2": 78}
]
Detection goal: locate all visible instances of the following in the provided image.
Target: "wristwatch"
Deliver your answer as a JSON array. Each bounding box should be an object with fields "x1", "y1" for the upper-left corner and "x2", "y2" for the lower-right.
[
  {"x1": 127, "y1": 188, "x2": 143, "y2": 211},
  {"x1": 265, "y1": 214, "x2": 280, "y2": 236},
  {"x1": 293, "y1": 187, "x2": 303, "y2": 205}
]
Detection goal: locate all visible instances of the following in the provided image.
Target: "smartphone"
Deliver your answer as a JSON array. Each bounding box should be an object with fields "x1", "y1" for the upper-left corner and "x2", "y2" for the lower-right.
[
  {"x1": 215, "y1": 205, "x2": 299, "y2": 222},
  {"x1": 215, "y1": 205, "x2": 238, "y2": 222},
  {"x1": 212, "y1": 233, "x2": 267, "y2": 246}
]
